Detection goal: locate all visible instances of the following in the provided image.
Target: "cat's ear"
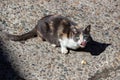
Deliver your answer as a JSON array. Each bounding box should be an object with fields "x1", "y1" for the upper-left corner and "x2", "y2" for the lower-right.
[{"x1": 84, "y1": 25, "x2": 91, "y2": 34}]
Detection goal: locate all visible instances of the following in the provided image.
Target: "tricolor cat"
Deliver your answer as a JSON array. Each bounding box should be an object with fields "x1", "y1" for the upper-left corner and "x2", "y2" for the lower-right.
[{"x1": 2, "y1": 15, "x2": 91, "y2": 54}]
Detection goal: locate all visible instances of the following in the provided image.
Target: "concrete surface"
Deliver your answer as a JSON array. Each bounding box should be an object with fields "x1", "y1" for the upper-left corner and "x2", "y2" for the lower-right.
[{"x1": 0, "y1": 0, "x2": 120, "y2": 80}]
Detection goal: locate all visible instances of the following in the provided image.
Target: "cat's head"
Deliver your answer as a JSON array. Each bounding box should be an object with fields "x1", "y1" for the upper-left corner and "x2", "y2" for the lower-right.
[{"x1": 71, "y1": 25, "x2": 91, "y2": 48}]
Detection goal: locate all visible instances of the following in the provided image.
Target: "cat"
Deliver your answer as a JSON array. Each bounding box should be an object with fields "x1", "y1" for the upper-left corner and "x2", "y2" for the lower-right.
[{"x1": 1, "y1": 15, "x2": 91, "y2": 54}]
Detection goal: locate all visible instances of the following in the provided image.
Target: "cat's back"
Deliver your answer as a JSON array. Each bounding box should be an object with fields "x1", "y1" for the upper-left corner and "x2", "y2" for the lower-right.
[
  {"x1": 40, "y1": 15, "x2": 69, "y2": 23},
  {"x1": 37, "y1": 14, "x2": 72, "y2": 33}
]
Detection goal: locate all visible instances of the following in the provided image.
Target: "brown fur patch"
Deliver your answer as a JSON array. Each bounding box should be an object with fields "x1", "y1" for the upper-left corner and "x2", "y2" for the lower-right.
[
  {"x1": 37, "y1": 30, "x2": 42, "y2": 37},
  {"x1": 58, "y1": 26, "x2": 64, "y2": 37},
  {"x1": 61, "y1": 33, "x2": 68, "y2": 39},
  {"x1": 49, "y1": 21, "x2": 54, "y2": 32}
]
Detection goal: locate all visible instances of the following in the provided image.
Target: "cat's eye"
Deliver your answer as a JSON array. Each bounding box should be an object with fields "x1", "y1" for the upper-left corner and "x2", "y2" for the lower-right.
[
  {"x1": 74, "y1": 35, "x2": 80, "y2": 41},
  {"x1": 84, "y1": 35, "x2": 89, "y2": 39},
  {"x1": 76, "y1": 37, "x2": 80, "y2": 40},
  {"x1": 84, "y1": 35, "x2": 88, "y2": 38}
]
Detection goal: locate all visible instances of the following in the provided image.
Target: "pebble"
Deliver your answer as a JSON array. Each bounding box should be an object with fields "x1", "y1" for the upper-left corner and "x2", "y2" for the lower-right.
[{"x1": 81, "y1": 60, "x2": 87, "y2": 65}]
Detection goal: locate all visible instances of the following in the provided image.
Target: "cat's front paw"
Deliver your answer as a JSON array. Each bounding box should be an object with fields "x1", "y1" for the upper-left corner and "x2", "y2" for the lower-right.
[{"x1": 61, "y1": 48, "x2": 68, "y2": 54}]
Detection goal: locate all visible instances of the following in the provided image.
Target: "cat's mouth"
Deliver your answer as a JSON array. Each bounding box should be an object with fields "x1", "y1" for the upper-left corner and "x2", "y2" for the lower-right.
[{"x1": 80, "y1": 41, "x2": 87, "y2": 48}]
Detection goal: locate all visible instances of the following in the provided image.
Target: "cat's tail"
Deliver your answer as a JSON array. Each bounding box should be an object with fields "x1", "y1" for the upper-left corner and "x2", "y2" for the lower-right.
[{"x1": 0, "y1": 27, "x2": 37, "y2": 41}]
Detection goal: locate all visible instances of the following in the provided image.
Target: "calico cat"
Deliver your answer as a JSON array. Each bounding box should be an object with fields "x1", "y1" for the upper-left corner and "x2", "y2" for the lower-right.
[{"x1": 1, "y1": 15, "x2": 91, "y2": 54}]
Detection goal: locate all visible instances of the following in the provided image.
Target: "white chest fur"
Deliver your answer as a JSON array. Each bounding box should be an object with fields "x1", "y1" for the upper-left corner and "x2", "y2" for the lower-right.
[{"x1": 59, "y1": 38, "x2": 80, "y2": 49}]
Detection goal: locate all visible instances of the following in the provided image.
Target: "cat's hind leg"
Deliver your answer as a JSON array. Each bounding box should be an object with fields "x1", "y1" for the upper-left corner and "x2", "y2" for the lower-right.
[{"x1": 37, "y1": 30, "x2": 46, "y2": 41}]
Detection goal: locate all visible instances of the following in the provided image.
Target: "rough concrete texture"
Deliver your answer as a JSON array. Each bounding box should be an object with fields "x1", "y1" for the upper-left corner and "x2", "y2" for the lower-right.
[{"x1": 0, "y1": 0, "x2": 120, "y2": 80}]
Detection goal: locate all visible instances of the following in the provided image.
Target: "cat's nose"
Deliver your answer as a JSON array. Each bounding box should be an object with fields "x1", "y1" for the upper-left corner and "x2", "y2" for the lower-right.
[{"x1": 80, "y1": 41, "x2": 87, "y2": 47}]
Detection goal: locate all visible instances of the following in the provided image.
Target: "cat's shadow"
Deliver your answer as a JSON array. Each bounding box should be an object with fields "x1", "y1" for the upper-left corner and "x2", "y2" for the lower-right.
[{"x1": 71, "y1": 39, "x2": 111, "y2": 56}]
